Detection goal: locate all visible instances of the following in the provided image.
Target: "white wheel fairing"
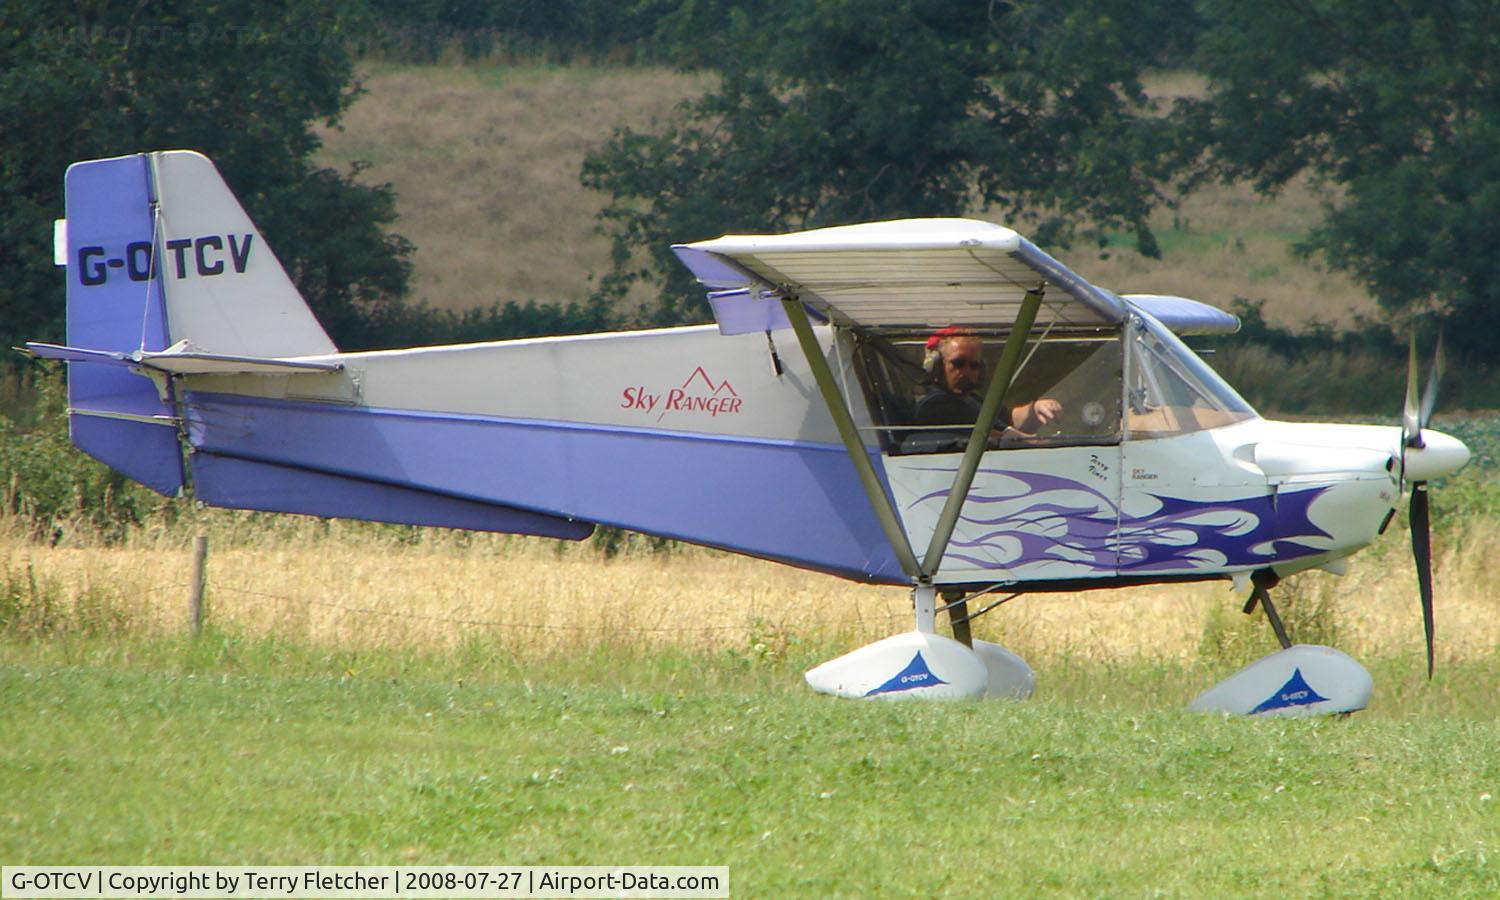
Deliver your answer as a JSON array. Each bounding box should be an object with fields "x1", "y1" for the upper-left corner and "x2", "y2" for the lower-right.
[
  {"x1": 1190, "y1": 645, "x2": 1373, "y2": 717},
  {"x1": 804, "y1": 632, "x2": 989, "y2": 700}
]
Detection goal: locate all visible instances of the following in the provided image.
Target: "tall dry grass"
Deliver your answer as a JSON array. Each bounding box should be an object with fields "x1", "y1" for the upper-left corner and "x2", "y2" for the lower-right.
[
  {"x1": 315, "y1": 63, "x2": 708, "y2": 312},
  {"x1": 4, "y1": 507, "x2": 1493, "y2": 671}
]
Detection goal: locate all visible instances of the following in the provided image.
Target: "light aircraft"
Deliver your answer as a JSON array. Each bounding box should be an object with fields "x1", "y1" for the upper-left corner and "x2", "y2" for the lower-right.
[{"x1": 26, "y1": 150, "x2": 1471, "y2": 714}]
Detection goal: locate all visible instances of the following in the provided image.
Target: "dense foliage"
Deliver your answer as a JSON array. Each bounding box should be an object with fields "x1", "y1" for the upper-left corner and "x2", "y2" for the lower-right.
[
  {"x1": 1186, "y1": 0, "x2": 1500, "y2": 360},
  {"x1": 582, "y1": 0, "x2": 1192, "y2": 324},
  {"x1": 0, "y1": 0, "x2": 412, "y2": 353},
  {"x1": 341, "y1": 295, "x2": 615, "y2": 350},
  {"x1": 360, "y1": 0, "x2": 673, "y2": 62},
  {"x1": 0, "y1": 371, "x2": 161, "y2": 542}
]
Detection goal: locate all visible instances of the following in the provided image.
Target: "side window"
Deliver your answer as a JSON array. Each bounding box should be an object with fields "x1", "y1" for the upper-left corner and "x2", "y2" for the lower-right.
[
  {"x1": 1010, "y1": 338, "x2": 1122, "y2": 446},
  {"x1": 1124, "y1": 315, "x2": 1256, "y2": 438},
  {"x1": 853, "y1": 332, "x2": 1123, "y2": 454}
]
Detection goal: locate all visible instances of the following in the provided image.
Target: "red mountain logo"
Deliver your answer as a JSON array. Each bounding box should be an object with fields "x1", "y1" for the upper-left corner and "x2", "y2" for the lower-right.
[{"x1": 681, "y1": 366, "x2": 739, "y2": 396}]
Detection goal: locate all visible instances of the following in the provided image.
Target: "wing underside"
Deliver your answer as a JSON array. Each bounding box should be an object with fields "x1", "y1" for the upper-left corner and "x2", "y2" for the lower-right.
[
  {"x1": 675, "y1": 218, "x2": 1239, "y2": 337},
  {"x1": 675, "y1": 218, "x2": 1126, "y2": 332}
]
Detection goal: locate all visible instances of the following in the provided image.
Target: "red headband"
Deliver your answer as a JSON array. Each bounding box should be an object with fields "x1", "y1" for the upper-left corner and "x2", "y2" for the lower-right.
[{"x1": 925, "y1": 326, "x2": 968, "y2": 351}]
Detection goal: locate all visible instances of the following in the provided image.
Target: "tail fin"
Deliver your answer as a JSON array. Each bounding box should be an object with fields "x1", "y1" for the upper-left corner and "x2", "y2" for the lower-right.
[
  {"x1": 54, "y1": 150, "x2": 335, "y2": 494},
  {"x1": 66, "y1": 150, "x2": 335, "y2": 358}
]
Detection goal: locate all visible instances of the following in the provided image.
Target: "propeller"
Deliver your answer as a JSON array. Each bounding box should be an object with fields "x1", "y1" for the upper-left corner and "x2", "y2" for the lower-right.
[
  {"x1": 1398, "y1": 330, "x2": 1443, "y2": 678},
  {"x1": 1410, "y1": 482, "x2": 1434, "y2": 678}
]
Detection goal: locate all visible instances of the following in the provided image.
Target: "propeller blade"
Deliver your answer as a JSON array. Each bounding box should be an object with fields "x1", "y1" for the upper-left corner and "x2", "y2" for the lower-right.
[
  {"x1": 1418, "y1": 330, "x2": 1444, "y2": 430},
  {"x1": 1410, "y1": 482, "x2": 1435, "y2": 678},
  {"x1": 1402, "y1": 331, "x2": 1421, "y2": 447}
]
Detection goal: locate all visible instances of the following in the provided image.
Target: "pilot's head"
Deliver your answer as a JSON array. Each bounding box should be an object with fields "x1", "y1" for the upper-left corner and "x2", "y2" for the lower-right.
[{"x1": 925, "y1": 328, "x2": 984, "y2": 395}]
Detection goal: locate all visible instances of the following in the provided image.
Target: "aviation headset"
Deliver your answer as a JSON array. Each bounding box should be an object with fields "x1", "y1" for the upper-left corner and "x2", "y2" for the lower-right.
[{"x1": 923, "y1": 326, "x2": 970, "y2": 373}]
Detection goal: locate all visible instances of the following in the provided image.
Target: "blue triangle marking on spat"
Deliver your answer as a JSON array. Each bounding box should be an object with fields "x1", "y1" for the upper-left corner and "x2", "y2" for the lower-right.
[
  {"x1": 1251, "y1": 667, "x2": 1330, "y2": 714},
  {"x1": 865, "y1": 651, "x2": 949, "y2": 697}
]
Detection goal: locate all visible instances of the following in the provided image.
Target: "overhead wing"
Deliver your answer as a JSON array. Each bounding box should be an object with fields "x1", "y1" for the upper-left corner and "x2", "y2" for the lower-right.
[{"x1": 674, "y1": 218, "x2": 1127, "y2": 332}]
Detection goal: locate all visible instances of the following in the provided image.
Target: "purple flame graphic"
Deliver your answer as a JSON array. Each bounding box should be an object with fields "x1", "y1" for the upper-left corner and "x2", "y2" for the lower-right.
[{"x1": 908, "y1": 468, "x2": 1331, "y2": 574}]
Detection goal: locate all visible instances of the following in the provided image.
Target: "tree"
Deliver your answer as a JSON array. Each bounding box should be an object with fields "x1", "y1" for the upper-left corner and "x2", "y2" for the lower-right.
[
  {"x1": 361, "y1": 0, "x2": 668, "y2": 61},
  {"x1": 0, "y1": 0, "x2": 412, "y2": 353},
  {"x1": 582, "y1": 0, "x2": 1188, "y2": 325},
  {"x1": 1187, "y1": 0, "x2": 1500, "y2": 360}
]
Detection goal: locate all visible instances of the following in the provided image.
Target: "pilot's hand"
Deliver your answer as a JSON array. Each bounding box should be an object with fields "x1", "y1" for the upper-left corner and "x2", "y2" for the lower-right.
[{"x1": 1030, "y1": 398, "x2": 1063, "y2": 425}]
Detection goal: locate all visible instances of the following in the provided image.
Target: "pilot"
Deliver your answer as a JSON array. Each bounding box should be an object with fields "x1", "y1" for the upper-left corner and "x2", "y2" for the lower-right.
[{"x1": 912, "y1": 328, "x2": 1062, "y2": 448}]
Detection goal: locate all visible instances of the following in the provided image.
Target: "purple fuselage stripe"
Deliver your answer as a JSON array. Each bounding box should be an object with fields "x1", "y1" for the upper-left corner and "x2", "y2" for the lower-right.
[{"x1": 182, "y1": 392, "x2": 906, "y2": 583}]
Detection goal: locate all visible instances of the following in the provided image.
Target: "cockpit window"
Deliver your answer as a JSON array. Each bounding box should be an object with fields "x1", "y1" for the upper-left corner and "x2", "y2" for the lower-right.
[
  {"x1": 1124, "y1": 313, "x2": 1256, "y2": 438},
  {"x1": 852, "y1": 330, "x2": 1123, "y2": 455}
]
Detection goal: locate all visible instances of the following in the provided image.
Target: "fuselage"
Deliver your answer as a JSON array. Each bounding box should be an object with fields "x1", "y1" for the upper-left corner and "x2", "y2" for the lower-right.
[{"x1": 165, "y1": 319, "x2": 1469, "y2": 589}]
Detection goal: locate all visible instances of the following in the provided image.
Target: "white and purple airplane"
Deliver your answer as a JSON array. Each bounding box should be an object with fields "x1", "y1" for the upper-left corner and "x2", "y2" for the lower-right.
[{"x1": 27, "y1": 150, "x2": 1470, "y2": 714}]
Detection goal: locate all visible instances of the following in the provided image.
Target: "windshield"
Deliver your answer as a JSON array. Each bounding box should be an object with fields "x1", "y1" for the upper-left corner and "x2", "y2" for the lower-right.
[{"x1": 1124, "y1": 313, "x2": 1257, "y2": 438}]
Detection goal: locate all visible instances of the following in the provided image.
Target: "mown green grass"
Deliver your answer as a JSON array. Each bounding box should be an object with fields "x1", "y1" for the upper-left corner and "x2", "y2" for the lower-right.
[
  {"x1": 1, "y1": 406, "x2": 1495, "y2": 895},
  {"x1": 3, "y1": 635, "x2": 1498, "y2": 896}
]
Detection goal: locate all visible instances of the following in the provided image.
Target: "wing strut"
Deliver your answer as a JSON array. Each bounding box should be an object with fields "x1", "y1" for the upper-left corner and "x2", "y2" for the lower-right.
[
  {"x1": 778, "y1": 297, "x2": 925, "y2": 581},
  {"x1": 922, "y1": 283, "x2": 1047, "y2": 576}
]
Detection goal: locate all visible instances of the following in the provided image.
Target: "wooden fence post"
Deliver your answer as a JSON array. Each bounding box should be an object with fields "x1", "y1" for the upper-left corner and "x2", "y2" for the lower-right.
[{"x1": 189, "y1": 534, "x2": 208, "y2": 635}]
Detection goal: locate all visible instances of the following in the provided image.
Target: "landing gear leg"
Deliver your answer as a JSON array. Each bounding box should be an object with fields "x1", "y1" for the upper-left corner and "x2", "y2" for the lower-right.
[
  {"x1": 1242, "y1": 569, "x2": 1292, "y2": 650},
  {"x1": 913, "y1": 582, "x2": 937, "y2": 634},
  {"x1": 942, "y1": 590, "x2": 973, "y2": 648}
]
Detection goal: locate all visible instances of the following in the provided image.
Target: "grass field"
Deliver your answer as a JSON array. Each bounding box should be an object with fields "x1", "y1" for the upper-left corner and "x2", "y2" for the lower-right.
[
  {"x1": 3, "y1": 444, "x2": 1499, "y2": 895},
  {"x1": 4, "y1": 638, "x2": 1499, "y2": 894}
]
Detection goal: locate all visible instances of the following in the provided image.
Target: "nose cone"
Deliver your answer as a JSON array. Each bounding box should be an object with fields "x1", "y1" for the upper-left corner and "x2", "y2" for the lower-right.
[{"x1": 1404, "y1": 429, "x2": 1471, "y2": 482}]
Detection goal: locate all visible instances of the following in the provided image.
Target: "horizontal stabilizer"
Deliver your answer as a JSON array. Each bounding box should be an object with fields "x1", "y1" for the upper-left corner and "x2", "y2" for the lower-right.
[
  {"x1": 21, "y1": 343, "x2": 132, "y2": 366},
  {"x1": 23, "y1": 341, "x2": 341, "y2": 376}
]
